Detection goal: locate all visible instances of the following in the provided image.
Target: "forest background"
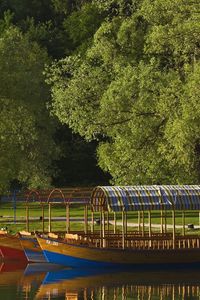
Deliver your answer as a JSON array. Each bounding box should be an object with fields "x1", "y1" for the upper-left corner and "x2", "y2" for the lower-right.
[{"x1": 0, "y1": 0, "x2": 199, "y2": 193}]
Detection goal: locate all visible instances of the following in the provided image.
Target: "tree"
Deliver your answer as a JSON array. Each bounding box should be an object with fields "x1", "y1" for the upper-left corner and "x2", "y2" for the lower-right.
[
  {"x1": 48, "y1": 0, "x2": 200, "y2": 184},
  {"x1": 0, "y1": 0, "x2": 54, "y2": 23},
  {"x1": 0, "y1": 26, "x2": 58, "y2": 192},
  {"x1": 63, "y1": 2, "x2": 104, "y2": 52}
]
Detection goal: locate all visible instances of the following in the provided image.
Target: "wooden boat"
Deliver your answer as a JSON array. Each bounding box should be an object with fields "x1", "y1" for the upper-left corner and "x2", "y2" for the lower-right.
[
  {"x1": 37, "y1": 185, "x2": 200, "y2": 268},
  {"x1": 19, "y1": 231, "x2": 46, "y2": 263},
  {"x1": 0, "y1": 231, "x2": 27, "y2": 261},
  {"x1": 37, "y1": 232, "x2": 200, "y2": 268},
  {"x1": 0, "y1": 230, "x2": 46, "y2": 262}
]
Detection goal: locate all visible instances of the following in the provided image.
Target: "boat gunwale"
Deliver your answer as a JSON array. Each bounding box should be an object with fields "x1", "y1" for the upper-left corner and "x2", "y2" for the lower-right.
[{"x1": 37, "y1": 235, "x2": 200, "y2": 253}]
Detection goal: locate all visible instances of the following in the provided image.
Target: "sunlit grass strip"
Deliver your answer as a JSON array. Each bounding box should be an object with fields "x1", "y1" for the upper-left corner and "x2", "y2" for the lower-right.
[{"x1": 0, "y1": 202, "x2": 200, "y2": 235}]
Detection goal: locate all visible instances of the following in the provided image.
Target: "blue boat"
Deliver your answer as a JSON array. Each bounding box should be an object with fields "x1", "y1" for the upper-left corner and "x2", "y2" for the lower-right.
[
  {"x1": 37, "y1": 185, "x2": 200, "y2": 268},
  {"x1": 19, "y1": 233, "x2": 47, "y2": 263}
]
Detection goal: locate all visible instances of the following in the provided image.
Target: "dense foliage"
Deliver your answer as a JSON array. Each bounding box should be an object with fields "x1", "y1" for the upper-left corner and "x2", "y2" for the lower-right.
[
  {"x1": 0, "y1": 0, "x2": 108, "y2": 192},
  {"x1": 0, "y1": 0, "x2": 200, "y2": 191},
  {"x1": 0, "y1": 25, "x2": 58, "y2": 190},
  {"x1": 49, "y1": 0, "x2": 200, "y2": 184}
]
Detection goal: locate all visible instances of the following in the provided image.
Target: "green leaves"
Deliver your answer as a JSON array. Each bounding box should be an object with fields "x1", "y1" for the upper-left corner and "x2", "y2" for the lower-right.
[
  {"x1": 0, "y1": 27, "x2": 57, "y2": 192},
  {"x1": 142, "y1": 0, "x2": 200, "y2": 67},
  {"x1": 63, "y1": 3, "x2": 103, "y2": 48},
  {"x1": 48, "y1": 0, "x2": 200, "y2": 184},
  {"x1": 0, "y1": 27, "x2": 49, "y2": 106}
]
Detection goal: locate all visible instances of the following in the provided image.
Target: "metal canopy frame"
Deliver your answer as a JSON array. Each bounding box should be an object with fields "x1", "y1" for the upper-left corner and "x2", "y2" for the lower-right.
[
  {"x1": 24, "y1": 187, "x2": 93, "y2": 233},
  {"x1": 91, "y1": 185, "x2": 200, "y2": 212}
]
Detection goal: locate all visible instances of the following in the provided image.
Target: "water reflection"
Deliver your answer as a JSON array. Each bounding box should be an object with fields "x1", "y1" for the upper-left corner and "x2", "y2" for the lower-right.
[
  {"x1": 36, "y1": 268, "x2": 200, "y2": 300},
  {"x1": 0, "y1": 261, "x2": 46, "y2": 300},
  {"x1": 0, "y1": 262, "x2": 200, "y2": 299}
]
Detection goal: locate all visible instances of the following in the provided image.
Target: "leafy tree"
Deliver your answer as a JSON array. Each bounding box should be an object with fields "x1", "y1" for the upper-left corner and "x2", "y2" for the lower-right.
[
  {"x1": 0, "y1": 2, "x2": 110, "y2": 191},
  {"x1": 0, "y1": 26, "x2": 58, "y2": 192},
  {"x1": 51, "y1": 0, "x2": 91, "y2": 15},
  {"x1": 63, "y1": 3, "x2": 104, "y2": 54},
  {"x1": 0, "y1": 2, "x2": 71, "y2": 59},
  {"x1": 48, "y1": 0, "x2": 200, "y2": 184},
  {"x1": 0, "y1": 0, "x2": 54, "y2": 23}
]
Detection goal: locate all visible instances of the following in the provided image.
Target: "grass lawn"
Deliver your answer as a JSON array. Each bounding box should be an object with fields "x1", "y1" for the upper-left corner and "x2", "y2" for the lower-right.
[{"x1": 0, "y1": 202, "x2": 200, "y2": 235}]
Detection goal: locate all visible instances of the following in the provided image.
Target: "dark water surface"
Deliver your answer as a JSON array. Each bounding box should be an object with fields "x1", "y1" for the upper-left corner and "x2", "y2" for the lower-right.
[{"x1": 1, "y1": 262, "x2": 200, "y2": 299}]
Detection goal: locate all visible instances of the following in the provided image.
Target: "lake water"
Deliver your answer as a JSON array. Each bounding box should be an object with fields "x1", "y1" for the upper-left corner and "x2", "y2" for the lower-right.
[{"x1": 1, "y1": 262, "x2": 200, "y2": 299}]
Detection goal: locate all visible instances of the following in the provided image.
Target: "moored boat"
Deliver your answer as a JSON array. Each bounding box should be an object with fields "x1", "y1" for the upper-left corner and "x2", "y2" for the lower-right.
[
  {"x1": 0, "y1": 230, "x2": 46, "y2": 262},
  {"x1": 19, "y1": 231, "x2": 46, "y2": 263},
  {"x1": 37, "y1": 233, "x2": 200, "y2": 268},
  {"x1": 37, "y1": 185, "x2": 200, "y2": 268},
  {"x1": 0, "y1": 231, "x2": 27, "y2": 261}
]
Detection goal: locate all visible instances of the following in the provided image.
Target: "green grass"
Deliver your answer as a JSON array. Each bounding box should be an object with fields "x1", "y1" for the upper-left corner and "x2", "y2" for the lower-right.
[
  {"x1": 0, "y1": 202, "x2": 85, "y2": 218},
  {"x1": 0, "y1": 202, "x2": 200, "y2": 235},
  {"x1": 0, "y1": 202, "x2": 99, "y2": 233}
]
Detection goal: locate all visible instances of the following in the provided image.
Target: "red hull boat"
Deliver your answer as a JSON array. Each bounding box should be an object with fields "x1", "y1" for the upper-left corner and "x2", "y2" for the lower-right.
[{"x1": 0, "y1": 233, "x2": 27, "y2": 261}]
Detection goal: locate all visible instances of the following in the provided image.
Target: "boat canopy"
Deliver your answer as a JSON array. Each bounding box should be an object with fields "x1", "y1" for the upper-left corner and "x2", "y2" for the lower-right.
[{"x1": 91, "y1": 186, "x2": 200, "y2": 212}]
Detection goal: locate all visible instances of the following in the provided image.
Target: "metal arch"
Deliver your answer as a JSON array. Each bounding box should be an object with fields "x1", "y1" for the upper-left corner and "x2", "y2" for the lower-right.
[
  {"x1": 90, "y1": 186, "x2": 108, "y2": 212},
  {"x1": 26, "y1": 189, "x2": 41, "y2": 204},
  {"x1": 47, "y1": 188, "x2": 66, "y2": 204},
  {"x1": 91, "y1": 185, "x2": 200, "y2": 212}
]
